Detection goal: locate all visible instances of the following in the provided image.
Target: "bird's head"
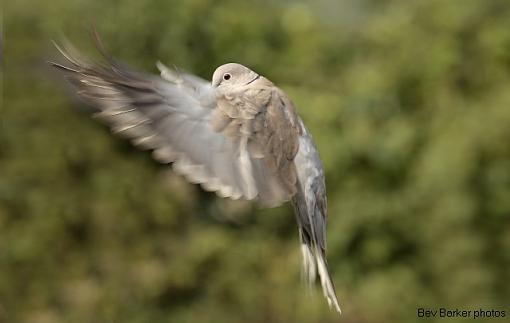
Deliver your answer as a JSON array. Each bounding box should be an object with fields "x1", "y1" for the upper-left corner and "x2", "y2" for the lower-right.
[{"x1": 212, "y1": 63, "x2": 260, "y2": 88}]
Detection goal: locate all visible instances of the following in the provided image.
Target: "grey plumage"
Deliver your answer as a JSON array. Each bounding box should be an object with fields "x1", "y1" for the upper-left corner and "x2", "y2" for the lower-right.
[
  {"x1": 292, "y1": 122, "x2": 341, "y2": 313},
  {"x1": 50, "y1": 37, "x2": 341, "y2": 313}
]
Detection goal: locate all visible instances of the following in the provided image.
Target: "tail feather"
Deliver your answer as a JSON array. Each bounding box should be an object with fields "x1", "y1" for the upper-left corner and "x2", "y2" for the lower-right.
[
  {"x1": 315, "y1": 247, "x2": 341, "y2": 313},
  {"x1": 293, "y1": 187, "x2": 341, "y2": 314},
  {"x1": 300, "y1": 240, "x2": 341, "y2": 314},
  {"x1": 300, "y1": 240, "x2": 317, "y2": 285}
]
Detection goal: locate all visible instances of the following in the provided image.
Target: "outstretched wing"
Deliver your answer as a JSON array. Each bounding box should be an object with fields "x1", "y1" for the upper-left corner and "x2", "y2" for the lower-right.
[{"x1": 51, "y1": 41, "x2": 299, "y2": 206}]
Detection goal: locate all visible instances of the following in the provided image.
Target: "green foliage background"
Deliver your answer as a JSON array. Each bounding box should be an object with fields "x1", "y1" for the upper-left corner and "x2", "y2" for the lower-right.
[{"x1": 2, "y1": 0, "x2": 510, "y2": 322}]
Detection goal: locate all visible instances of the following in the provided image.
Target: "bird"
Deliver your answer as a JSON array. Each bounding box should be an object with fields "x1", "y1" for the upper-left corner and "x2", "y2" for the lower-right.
[{"x1": 50, "y1": 33, "x2": 341, "y2": 314}]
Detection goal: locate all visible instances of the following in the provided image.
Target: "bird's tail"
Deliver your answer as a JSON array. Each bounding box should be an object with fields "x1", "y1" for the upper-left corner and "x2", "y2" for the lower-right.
[
  {"x1": 292, "y1": 191, "x2": 341, "y2": 314},
  {"x1": 299, "y1": 231, "x2": 341, "y2": 314}
]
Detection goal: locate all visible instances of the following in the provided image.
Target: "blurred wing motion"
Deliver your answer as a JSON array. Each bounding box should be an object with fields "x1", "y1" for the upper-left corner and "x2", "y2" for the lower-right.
[{"x1": 50, "y1": 40, "x2": 296, "y2": 207}]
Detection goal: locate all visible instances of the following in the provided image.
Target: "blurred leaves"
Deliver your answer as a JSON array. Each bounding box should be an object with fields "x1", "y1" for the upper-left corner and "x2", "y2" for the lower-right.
[{"x1": 2, "y1": 0, "x2": 510, "y2": 323}]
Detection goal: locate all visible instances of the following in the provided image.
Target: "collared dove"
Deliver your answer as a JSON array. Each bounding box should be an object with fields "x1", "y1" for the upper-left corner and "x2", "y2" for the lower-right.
[{"x1": 50, "y1": 36, "x2": 341, "y2": 314}]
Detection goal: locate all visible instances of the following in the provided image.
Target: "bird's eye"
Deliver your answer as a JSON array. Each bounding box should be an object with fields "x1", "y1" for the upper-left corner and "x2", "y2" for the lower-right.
[{"x1": 223, "y1": 73, "x2": 231, "y2": 81}]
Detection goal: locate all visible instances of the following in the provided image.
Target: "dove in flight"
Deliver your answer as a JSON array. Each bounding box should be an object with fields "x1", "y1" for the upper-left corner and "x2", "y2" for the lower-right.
[{"x1": 50, "y1": 36, "x2": 341, "y2": 313}]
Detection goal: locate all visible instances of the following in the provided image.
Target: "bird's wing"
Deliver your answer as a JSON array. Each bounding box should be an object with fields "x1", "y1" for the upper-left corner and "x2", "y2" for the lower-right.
[
  {"x1": 51, "y1": 42, "x2": 299, "y2": 206},
  {"x1": 213, "y1": 84, "x2": 302, "y2": 205}
]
